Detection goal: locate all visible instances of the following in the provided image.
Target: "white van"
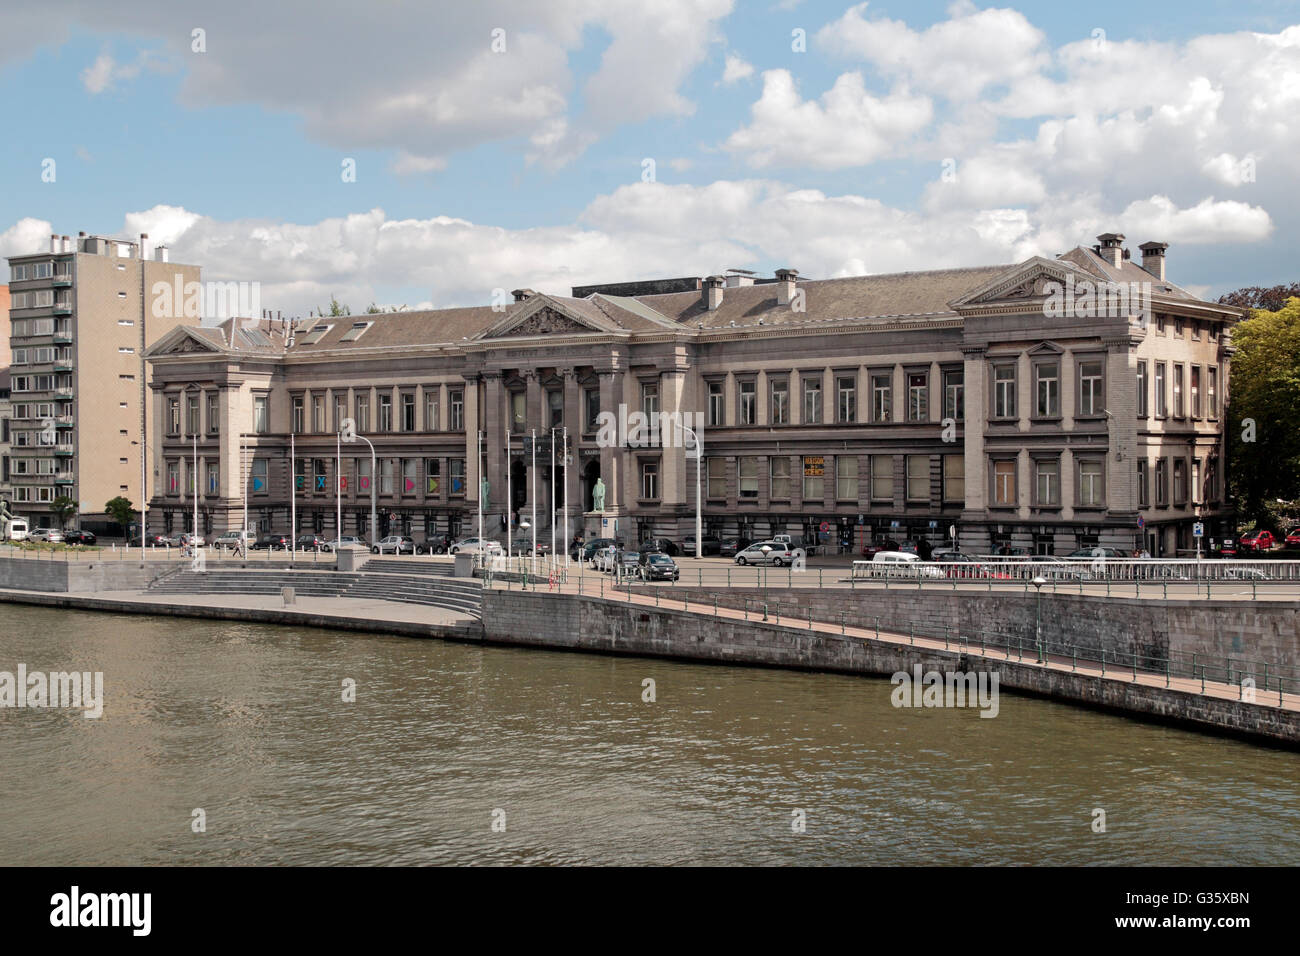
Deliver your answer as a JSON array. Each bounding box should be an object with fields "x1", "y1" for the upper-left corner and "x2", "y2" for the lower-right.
[
  {"x1": 870, "y1": 550, "x2": 944, "y2": 578},
  {"x1": 4, "y1": 518, "x2": 29, "y2": 541}
]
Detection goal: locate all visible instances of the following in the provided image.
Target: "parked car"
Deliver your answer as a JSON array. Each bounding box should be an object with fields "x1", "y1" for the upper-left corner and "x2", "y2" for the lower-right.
[
  {"x1": 1238, "y1": 530, "x2": 1276, "y2": 552},
  {"x1": 2, "y1": 518, "x2": 29, "y2": 541},
  {"x1": 328, "y1": 536, "x2": 365, "y2": 551},
  {"x1": 582, "y1": 538, "x2": 618, "y2": 563},
  {"x1": 718, "y1": 538, "x2": 748, "y2": 558},
  {"x1": 862, "y1": 538, "x2": 900, "y2": 558},
  {"x1": 992, "y1": 544, "x2": 1032, "y2": 557},
  {"x1": 866, "y1": 550, "x2": 945, "y2": 578},
  {"x1": 295, "y1": 533, "x2": 332, "y2": 552},
  {"x1": 734, "y1": 540, "x2": 805, "y2": 567},
  {"x1": 415, "y1": 533, "x2": 453, "y2": 555},
  {"x1": 1222, "y1": 567, "x2": 1272, "y2": 581},
  {"x1": 638, "y1": 537, "x2": 680, "y2": 557},
  {"x1": 62, "y1": 529, "x2": 96, "y2": 546},
  {"x1": 253, "y1": 533, "x2": 293, "y2": 551},
  {"x1": 932, "y1": 551, "x2": 1009, "y2": 579},
  {"x1": 593, "y1": 546, "x2": 620, "y2": 572},
  {"x1": 1284, "y1": 529, "x2": 1300, "y2": 548},
  {"x1": 1066, "y1": 547, "x2": 1126, "y2": 559},
  {"x1": 212, "y1": 530, "x2": 249, "y2": 551},
  {"x1": 681, "y1": 534, "x2": 721, "y2": 556},
  {"x1": 448, "y1": 536, "x2": 502, "y2": 555},
  {"x1": 613, "y1": 550, "x2": 642, "y2": 576},
  {"x1": 128, "y1": 533, "x2": 167, "y2": 548},
  {"x1": 639, "y1": 552, "x2": 680, "y2": 581},
  {"x1": 161, "y1": 532, "x2": 204, "y2": 548},
  {"x1": 372, "y1": 535, "x2": 416, "y2": 555},
  {"x1": 519, "y1": 540, "x2": 552, "y2": 557},
  {"x1": 27, "y1": 527, "x2": 65, "y2": 543}
]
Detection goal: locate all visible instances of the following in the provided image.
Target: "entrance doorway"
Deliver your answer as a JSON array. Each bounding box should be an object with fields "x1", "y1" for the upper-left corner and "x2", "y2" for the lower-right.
[{"x1": 582, "y1": 458, "x2": 601, "y2": 512}]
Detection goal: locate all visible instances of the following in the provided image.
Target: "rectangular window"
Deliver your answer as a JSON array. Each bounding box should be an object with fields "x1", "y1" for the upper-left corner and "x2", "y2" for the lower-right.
[
  {"x1": 769, "y1": 457, "x2": 790, "y2": 499},
  {"x1": 739, "y1": 380, "x2": 756, "y2": 425},
  {"x1": 1035, "y1": 362, "x2": 1059, "y2": 417},
  {"x1": 449, "y1": 389, "x2": 464, "y2": 431},
  {"x1": 207, "y1": 394, "x2": 219, "y2": 434},
  {"x1": 313, "y1": 396, "x2": 326, "y2": 433},
  {"x1": 739, "y1": 457, "x2": 759, "y2": 499},
  {"x1": 357, "y1": 458, "x2": 372, "y2": 496},
  {"x1": 943, "y1": 454, "x2": 964, "y2": 503},
  {"x1": 1155, "y1": 458, "x2": 1168, "y2": 506},
  {"x1": 547, "y1": 390, "x2": 563, "y2": 429},
  {"x1": 335, "y1": 395, "x2": 346, "y2": 433},
  {"x1": 425, "y1": 390, "x2": 439, "y2": 432},
  {"x1": 837, "y1": 376, "x2": 856, "y2": 423},
  {"x1": 251, "y1": 459, "x2": 268, "y2": 495},
  {"x1": 449, "y1": 458, "x2": 465, "y2": 496},
  {"x1": 1138, "y1": 460, "x2": 1149, "y2": 507},
  {"x1": 770, "y1": 378, "x2": 788, "y2": 425},
  {"x1": 907, "y1": 372, "x2": 929, "y2": 422},
  {"x1": 1078, "y1": 460, "x2": 1103, "y2": 507},
  {"x1": 836, "y1": 456, "x2": 858, "y2": 500},
  {"x1": 1173, "y1": 458, "x2": 1187, "y2": 504},
  {"x1": 380, "y1": 394, "x2": 394, "y2": 432},
  {"x1": 254, "y1": 396, "x2": 269, "y2": 433},
  {"x1": 168, "y1": 398, "x2": 181, "y2": 435},
  {"x1": 1154, "y1": 362, "x2": 1167, "y2": 417},
  {"x1": 1136, "y1": 361, "x2": 1148, "y2": 418},
  {"x1": 186, "y1": 395, "x2": 200, "y2": 435},
  {"x1": 585, "y1": 388, "x2": 600, "y2": 433},
  {"x1": 1207, "y1": 367, "x2": 1218, "y2": 417},
  {"x1": 906, "y1": 455, "x2": 928, "y2": 501},
  {"x1": 292, "y1": 396, "x2": 304, "y2": 434},
  {"x1": 802, "y1": 377, "x2": 822, "y2": 424},
  {"x1": 1192, "y1": 459, "x2": 1201, "y2": 505},
  {"x1": 943, "y1": 369, "x2": 964, "y2": 422},
  {"x1": 402, "y1": 458, "x2": 418, "y2": 495},
  {"x1": 994, "y1": 365, "x2": 1016, "y2": 419},
  {"x1": 166, "y1": 461, "x2": 180, "y2": 495},
  {"x1": 380, "y1": 459, "x2": 395, "y2": 495},
  {"x1": 802, "y1": 456, "x2": 825, "y2": 501},
  {"x1": 510, "y1": 390, "x2": 526, "y2": 433},
  {"x1": 402, "y1": 394, "x2": 416, "y2": 432},
  {"x1": 707, "y1": 382, "x2": 724, "y2": 426},
  {"x1": 707, "y1": 456, "x2": 727, "y2": 498},
  {"x1": 641, "y1": 382, "x2": 659, "y2": 419},
  {"x1": 1078, "y1": 361, "x2": 1103, "y2": 417},
  {"x1": 640, "y1": 460, "x2": 659, "y2": 500},
  {"x1": 870, "y1": 372, "x2": 892, "y2": 423},
  {"x1": 1172, "y1": 365, "x2": 1184, "y2": 418},
  {"x1": 870, "y1": 456, "x2": 893, "y2": 501},
  {"x1": 313, "y1": 459, "x2": 327, "y2": 494},
  {"x1": 1191, "y1": 366, "x2": 1201, "y2": 418},
  {"x1": 425, "y1": 458, "x2": 441, "y2": 496},
  {"x1": 993, "y1": 460, "x2": 1016, "y2": 507},
  {"x1": 356, "y1": 393, "x2": 370, "y2": 432}
]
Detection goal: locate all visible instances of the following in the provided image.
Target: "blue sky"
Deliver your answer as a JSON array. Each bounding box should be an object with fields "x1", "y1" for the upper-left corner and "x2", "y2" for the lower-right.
[{"x1": 2, "y1": 0, "x2": 1298, "y2": 312}]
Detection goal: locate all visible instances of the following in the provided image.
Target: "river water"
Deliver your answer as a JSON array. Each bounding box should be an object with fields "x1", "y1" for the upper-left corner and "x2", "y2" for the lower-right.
[{"x1": 1, "y1": 604, "x2": 1296, "y2": 865}]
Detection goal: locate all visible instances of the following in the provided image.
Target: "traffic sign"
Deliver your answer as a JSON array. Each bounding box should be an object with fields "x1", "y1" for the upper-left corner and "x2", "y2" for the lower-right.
[
  {"x1": 1137, "y1": 516, "x2": 1145, "y2": 529},
  {"x1": 1193, "y1": 522, "x2": 1204, "y2": 538},
  {"x1": 819, "y1": 521, "x2": 830, "y2": 533}
]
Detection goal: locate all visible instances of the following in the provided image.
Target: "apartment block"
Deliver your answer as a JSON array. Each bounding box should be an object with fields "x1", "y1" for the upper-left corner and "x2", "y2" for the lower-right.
[{"x1": 6, "y1": 234, "x2": 200, "y2": 532}]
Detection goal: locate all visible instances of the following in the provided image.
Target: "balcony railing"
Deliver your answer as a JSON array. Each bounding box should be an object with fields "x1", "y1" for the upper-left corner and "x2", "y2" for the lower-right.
[
  {"x1": 51, "y1": 274, "x2": 72, "y2": 287},
  {"x1": 52, "y1": 303, "x2": 72, "y2": 315}
]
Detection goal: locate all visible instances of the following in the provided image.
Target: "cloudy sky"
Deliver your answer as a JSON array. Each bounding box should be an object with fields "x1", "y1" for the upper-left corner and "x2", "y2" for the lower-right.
[{"x1": 2, "y1": 0, "x2": 1297, "y2": 314}]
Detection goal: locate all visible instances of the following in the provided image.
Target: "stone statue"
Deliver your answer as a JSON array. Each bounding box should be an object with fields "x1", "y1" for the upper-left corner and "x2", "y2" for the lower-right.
[
  {"x1": 480, "y1": 477, "x2": 490, "y2": 510},
  {"x1": 0, "y1": 499, "x2": 11, "y2": 522},
  {"x1": 592, "y1": 477, "x2": 606, "y2": 513}
]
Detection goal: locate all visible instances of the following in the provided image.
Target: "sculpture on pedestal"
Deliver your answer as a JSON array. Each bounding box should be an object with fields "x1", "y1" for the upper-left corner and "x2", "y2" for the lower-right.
[{"x1": 591, "y1": 478, "x2": 606, "y2": 513}]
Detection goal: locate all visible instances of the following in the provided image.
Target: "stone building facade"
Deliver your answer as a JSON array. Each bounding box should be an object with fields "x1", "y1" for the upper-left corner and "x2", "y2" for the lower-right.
[{"x1": 142, "y1": 234, "x2": 1239, "y2": 556}]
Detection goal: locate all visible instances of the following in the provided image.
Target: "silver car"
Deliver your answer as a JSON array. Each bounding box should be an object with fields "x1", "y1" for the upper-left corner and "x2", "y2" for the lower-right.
[
  {"x1": 734, "y1": 540, "x2": 806, "y2": 567},
  {"x1": 27, "y1": 527, "x2": 65, "y2": 543}
]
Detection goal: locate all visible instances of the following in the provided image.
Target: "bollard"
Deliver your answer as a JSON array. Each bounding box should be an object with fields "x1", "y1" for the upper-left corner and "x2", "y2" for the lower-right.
[
  {"x1": 910, "y1": 624, "x2": 914, "y2": 646},
  {"x1": 713, "y1": 596, "x2": 718, "y2": 618},
  {"x1": 808, "y1": 607, "x2": 813, "y2": 631},
  {"x1": 1200, "y1": 666, "x2": 1205, "y2": 694},
  {"x1": 1101, "y1": 649, "x2": 1106, "y2": 676},
  {"x1": 841, "y1": 611, "x2": 845, "y2": 635},
  {"x1": 876, "y1": 617, "x2": 880, "y2": 640},
  {"x1": 1072, "y1": 648, "x2": 1076, "y2": 672}
]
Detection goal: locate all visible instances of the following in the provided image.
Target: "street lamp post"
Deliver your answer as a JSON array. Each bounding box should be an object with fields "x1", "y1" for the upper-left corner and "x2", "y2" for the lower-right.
[
  {"x1": 339, "y1": 418, "x2": 376, "y2": 546},
  {"x1": 683, "y1": 424, "x2": 703, "y2": 560},
  {"x1": 130, "y1": 440, "x2": 152, "y2": 555},
  {"x1": 530, "y1": 427, "x2": 538, "y2": 573},
  {"x1": 1032, "y1": 575, "x2": 1047, "y2": 663}
]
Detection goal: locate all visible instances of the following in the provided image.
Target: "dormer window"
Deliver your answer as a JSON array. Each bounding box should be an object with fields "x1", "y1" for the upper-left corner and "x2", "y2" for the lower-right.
[{"x1": 339, "y1": 321, "x2": 374, "y2": 342}]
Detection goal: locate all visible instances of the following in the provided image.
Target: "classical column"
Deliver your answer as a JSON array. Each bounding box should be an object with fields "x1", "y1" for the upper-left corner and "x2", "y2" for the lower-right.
[
  {"x1": 961, "y1": 346, "x2": 987, "y2": 518},
  {"x1": 482, "y1": 372, "x2": 503, "y2": 514},
  {"x1": 659, "y1": 369, "x2": 687, "y2": 511},
  {"x1": 561, "y1": 368, "x2": 581, "y2": 532},
  {"x1": 789, "y1": 368, "x2": 801, "y2": 425},
  {"x1": 598, "y1": 369, "x2": 623, "y2": 516}
]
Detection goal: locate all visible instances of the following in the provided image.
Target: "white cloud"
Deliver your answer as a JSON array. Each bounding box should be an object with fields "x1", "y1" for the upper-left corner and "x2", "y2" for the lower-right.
[
  {"x1": 390, "y1": 152, "x2": 449, "y2": 177},
  {"x1": 724, "y1": 69, "x2": 932, "y2": 169},
  {"x1": 1116, "y1": 195, "x2": 1272, "y2": 244},
  {"x1": 721, "y1": 52, "x2": 754, "y2": 84},
  {"x1": 80, "y1": 53, "x2": 115, "y2": 94}
]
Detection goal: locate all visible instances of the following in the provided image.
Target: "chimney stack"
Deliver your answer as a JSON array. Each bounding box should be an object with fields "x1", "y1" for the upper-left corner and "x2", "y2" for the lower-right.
[
  {"x1": 1095, "y1": 233, "x2": 1125, "y2": 268},
  {"x1": 1138, "y1": 241, "x2": 1168, "y2": 282},
  {"x1": 50, "y1": 234, "x2": 58, "y2": 254},
  {"x1": 156, "y1": 245, "x2": 169, "y2": 263},
  {"x1": 139, "y1": 233, "x2": 149, "y2": 261},
  {"x1": 511, "y1": 288, "x2": 535, "y2": 303},
  {"x1": 703, "y1": 275, "x2": 725, "y2": 311},
  {"x1": 61, "y1": 235, "x2": 70, "y2": 253},
  {"x1": 775, "y1": 268, "x2": 799, "y2": 306}
]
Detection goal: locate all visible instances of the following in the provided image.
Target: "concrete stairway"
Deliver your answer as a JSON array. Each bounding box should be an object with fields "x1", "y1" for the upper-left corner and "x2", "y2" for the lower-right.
[
  {"x1": 361, "y1": 557, "x2": 455, "y2": 576},
  {"x1": 147, "y1": 567, "x2": 482, "y2": 618}
]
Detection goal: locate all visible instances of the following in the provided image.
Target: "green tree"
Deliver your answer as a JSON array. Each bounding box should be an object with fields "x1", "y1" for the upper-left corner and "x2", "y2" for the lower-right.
[
  {"x1": 105, "y1": 496, "x2": 135, "y2": 532},
  {"x1": 49, "y1": 495, "x2": 77, "y2": 529},
  {"x1": 318, "y1": 296, "x2": 351, "y2": 317},
  {"x1": 1226, "y1": 295, "x2": 1300, "y2": 525}
]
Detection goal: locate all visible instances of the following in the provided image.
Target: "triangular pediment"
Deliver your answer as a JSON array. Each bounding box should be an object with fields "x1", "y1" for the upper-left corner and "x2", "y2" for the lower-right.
[
  {"x1": 950, "y1": 257, "x2": 1082, "y2": 309},
  {"x1": 477, "y1": 295, "x2": 613, "y2": 340},
  {"x1": 144, "y1": 325, "x2": 224, "y2": 358}
]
